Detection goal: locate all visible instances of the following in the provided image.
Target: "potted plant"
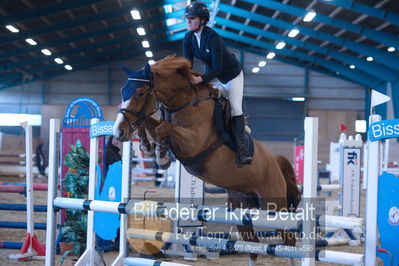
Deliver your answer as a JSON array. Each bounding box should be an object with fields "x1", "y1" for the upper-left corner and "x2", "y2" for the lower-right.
[{"x1": 59, "y1": 142, "x2": 90, "y2": 263}]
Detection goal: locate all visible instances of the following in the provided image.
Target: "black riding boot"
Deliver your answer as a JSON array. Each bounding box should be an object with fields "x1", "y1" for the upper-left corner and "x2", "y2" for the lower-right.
[{"x1": 232, "y1": 115, "x2": 252, "y2": 167}]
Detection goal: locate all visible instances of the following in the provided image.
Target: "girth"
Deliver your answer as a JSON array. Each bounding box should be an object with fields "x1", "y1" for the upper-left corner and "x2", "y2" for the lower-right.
[{"x1": 177, "y1": 138, "x2": 224, "y2": 177}]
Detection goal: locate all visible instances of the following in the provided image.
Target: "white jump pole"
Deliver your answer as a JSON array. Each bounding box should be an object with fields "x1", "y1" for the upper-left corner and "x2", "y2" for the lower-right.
[
  {"x1": 301, "y1": 117, "x2": 318, "y2": 266},
  {"x1": 364, "y1": 114, "x2": 381, "y2": 265},
  {"x1": 111, "y1": 140, "x2": 131, "y2": 266},
  {"x1": 22, "y1": 121, "x2": 34, "y2": 245},
  {"x1": 45, "y1": 119, "x2": 61, "y2": 266}
]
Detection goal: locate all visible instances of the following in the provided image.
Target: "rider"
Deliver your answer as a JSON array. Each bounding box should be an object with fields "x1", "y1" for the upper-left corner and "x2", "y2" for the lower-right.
[{"x1": 182, "y1": 1, "x2": 252, "y2": 167}]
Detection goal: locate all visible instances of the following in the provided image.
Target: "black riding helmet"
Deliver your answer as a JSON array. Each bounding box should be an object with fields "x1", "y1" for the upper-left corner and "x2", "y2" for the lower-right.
[{"x1": 185, "y1": 1, "x2": 210, "y2": 23}]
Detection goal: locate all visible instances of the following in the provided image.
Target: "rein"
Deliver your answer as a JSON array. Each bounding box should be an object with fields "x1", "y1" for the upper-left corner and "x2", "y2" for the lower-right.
[{"x1": 161, "y1": 82, "x2": 214, "y2": 114}]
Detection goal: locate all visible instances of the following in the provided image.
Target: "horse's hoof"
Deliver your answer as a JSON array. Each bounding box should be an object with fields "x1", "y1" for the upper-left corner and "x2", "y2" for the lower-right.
[
  {"x1": 157, "y1": 157, "x2": 171, "y2": 170},
  {"x1": 141, "y1": 143, "x2": 155, "y2": 156}
]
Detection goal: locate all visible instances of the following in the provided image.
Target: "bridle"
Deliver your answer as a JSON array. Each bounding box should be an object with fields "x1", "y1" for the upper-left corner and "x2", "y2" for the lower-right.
[
  {"x1": 118, "y1": 77, "x2": 157, "y2": 131},
  {"x1": 118, "y1": 75, "x2": 214, "y2": 131}
]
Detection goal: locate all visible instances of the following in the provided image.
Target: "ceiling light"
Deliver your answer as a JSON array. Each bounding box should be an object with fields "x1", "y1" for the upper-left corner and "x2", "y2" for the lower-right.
[
  {"x1": 25, "y1": 38, "x2": 37, "y2": 45},
  {"x1": 288, "y1": 28, "x2": 300, "y2": 38},
  {"x1": 291, "y1": 97, "x2": 305, "y2": 102},
  {"x1": 65, "y1": 65, "x2": 73, "y2": 70},
  {"x1": 41, "y1": 49, "x2": 52, "y2": 56},
  {"x1": 148, "y1": 60, "x2": 155, "y2": 65},
  {"x1": 387, "y1": 47, "x2": 396, "y2": 52},
  {"x1": 142, "y1": 40, "x2": 150, "y2": 48},
  {"x1": 163, "y1": 4, "x2": 173, "y2": 14},
  {"x1": 137, "y1": 27, "x2": 146, "y2": 36},
  {"x1": 5, "y1": 25, "x2": 19, "y2": 33},
  {"x1": 130, "y1": 10, "x2": 141, "y2": 20},
  {"x1": 145, "y1": 51, "x2": 153, "y2": 57},
  {"x1": 258, "y1": 61, "x2": 266, "y2": 67},
  {"x1": 303, "y1": 10, "x2": 316, "y2": 22},
  {"x1": 366, "y1": 56, "x2": 373, "y2": 62},
  {"x1": 252, "y1": 67, "x2": 260, "y2": 73},
  {"x1": 276, "y1": 41, "x2": 286, "y2": 49},
  {"x1": 54, "y1": 58, "x2": 63, "y2": 64},
  {"x1": 349, "y1": 65, "x2": 355, "y2": 69},
  {"x1": 266, "y1": 52, "x2": 276, "y2": 59}
]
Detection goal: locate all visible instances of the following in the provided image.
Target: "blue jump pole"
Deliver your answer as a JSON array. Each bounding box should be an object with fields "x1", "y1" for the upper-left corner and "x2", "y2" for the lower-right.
[
  {"x1": 0, "y1": 221, "x2": 46, "y2": 230},
  {"x1": 0, "y1": 203, "x2": 47, "y2": 212},
  {"x1": 0, "y1": 241, "x2": 23, "y2": 249}
]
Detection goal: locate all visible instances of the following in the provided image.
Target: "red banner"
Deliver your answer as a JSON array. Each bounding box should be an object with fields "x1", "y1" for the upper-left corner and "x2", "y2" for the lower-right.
[{"x1": 294, "y1": 145, "x2": 304, "y2": 183}]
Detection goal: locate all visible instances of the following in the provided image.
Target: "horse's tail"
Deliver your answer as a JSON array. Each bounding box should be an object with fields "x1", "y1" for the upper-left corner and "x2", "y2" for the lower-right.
[{"x1": 275, "y1": 155, "x2": 301, "y2": 211}]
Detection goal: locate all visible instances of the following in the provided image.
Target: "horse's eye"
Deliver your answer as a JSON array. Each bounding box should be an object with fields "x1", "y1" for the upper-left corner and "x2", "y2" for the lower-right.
[{"x1": 137, "y1": 92, "x2": 144, "y2": 97}]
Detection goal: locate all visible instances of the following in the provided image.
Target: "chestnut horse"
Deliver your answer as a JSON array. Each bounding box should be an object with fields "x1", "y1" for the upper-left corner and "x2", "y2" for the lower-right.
[{"x1": 114, "y1": 56, "x2": 301, "y2": 265}]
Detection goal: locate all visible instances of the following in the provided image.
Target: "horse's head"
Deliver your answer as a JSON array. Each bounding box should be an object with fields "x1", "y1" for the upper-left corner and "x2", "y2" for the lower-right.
[
  {"x1": 114, "y1": 56, "x2": 210, "y2": 141},
  {"x1": 113, "y1": 63, "x2": 157, "y2": 141}
]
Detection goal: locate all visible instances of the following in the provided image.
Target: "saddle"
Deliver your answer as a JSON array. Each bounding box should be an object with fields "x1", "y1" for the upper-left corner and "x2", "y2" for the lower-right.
[{"x1": 213, "y1": 96, "x2": 254, "y2": 157}]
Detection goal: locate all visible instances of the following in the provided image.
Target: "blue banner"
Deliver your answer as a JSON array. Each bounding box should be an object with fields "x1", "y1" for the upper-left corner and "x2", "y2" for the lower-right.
[
  {"x1": 90, "y1": 121, "x2": 114, "y2": 138},
  {"x1": 368, "y1": 119, "x2": 399, "y2": 141}
]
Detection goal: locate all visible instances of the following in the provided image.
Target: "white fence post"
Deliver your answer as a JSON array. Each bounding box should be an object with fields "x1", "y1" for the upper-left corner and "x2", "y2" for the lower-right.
[
  {"x1": 302, "y1": 117, "x2": 318, "y2": 266},
  {"x1": 45, "y1": 119, "x2": 60, "y2": 266}
]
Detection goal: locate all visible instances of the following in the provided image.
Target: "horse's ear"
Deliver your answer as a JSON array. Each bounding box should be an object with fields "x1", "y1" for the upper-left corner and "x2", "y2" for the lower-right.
[{"x1": 120, "y1": 63, "x2": 133, "y2": 75}]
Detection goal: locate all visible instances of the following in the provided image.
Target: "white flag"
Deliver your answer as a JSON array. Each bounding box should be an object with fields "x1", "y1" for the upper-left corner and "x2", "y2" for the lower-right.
[{"x1": 371, "y1": 90, "x2": 391, "y2": 108}]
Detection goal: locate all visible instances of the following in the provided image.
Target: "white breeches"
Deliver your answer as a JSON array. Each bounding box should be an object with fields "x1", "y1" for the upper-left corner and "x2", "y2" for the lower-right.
[{"x1": 211, "y1": 71, "x2": 244, "y2": 117}]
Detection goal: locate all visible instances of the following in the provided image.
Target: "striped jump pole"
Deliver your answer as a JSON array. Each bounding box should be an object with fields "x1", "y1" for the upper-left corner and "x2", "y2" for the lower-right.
[
  {"x1": 52, "y1": 198, "x2": 364, "y2": 232},
  {"x1": 125, "y1": 258, "x2": 190, "y2": 266},
  {"x1": 0, "y1": 183, "x2": 48, "y2": 193},
  {"x1": 127, "y1": 228, "x2": 364, "y2": 265}
]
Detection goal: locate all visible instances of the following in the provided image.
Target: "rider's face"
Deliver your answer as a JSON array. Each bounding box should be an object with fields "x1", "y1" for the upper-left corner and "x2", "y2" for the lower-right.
[{"x1": 186, "y1": 16, "x2": 202, "y2": 32}]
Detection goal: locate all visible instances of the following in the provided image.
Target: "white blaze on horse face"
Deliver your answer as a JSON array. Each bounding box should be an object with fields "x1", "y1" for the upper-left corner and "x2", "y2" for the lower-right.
[{"x1": 113, "y1": 98, "x2": 131, "y2": 138}]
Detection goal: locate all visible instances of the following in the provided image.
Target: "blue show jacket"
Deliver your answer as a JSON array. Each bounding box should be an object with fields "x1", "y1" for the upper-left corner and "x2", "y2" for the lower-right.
[{"x1": 183, "y1": 26, "x2": 242, "y2": 84}]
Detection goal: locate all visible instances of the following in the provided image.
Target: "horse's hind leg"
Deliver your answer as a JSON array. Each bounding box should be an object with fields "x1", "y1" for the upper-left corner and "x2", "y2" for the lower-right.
[{"x1": 228, "y1": 191, "x2": 259, "y2": 266}]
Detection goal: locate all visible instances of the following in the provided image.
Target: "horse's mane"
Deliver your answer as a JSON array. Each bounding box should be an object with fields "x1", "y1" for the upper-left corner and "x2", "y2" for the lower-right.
[
  {"x1": 151, "y1": 55, "x2": 216, "y2": 96},
  {"x1": 151, "y1": 55, "x2": 192, "y2": 79}
]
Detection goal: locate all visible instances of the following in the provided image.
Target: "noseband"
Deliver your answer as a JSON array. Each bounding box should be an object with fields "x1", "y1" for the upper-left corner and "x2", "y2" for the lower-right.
[{"x1": 118, "y1": 77, "x2": 157, "y2": 131}]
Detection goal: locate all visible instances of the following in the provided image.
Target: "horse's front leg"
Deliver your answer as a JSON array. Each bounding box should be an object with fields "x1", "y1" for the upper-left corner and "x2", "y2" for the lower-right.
[
  {"x1": 144, "y1": 118, "x2": 172, "y2": 169},
  {"x1": 138, "y1": 124, "x2": 155, "y2": 157},
  {"x1": 155, "y1": 121, "x2": 197, "y2": 155}
]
